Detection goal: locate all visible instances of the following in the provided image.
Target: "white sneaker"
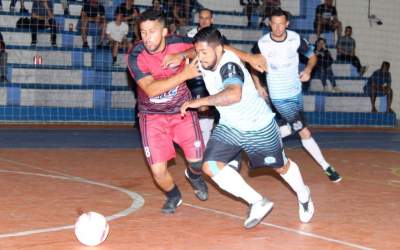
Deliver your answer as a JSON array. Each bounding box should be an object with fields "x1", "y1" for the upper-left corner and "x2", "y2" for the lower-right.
[
  {"x1": 331, "y1": 87, "x2": 341, "y2": 93},
  {"x1": 244, "y1": 198, "x2": 274, "y2": 229},
  {"x1": 298, "y1": 186, "x2": 314, "y2": 223}
]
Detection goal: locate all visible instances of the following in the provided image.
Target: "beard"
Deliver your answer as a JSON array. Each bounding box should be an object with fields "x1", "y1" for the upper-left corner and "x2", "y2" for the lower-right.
[{"x1": 201, "y1": 56, "x2": 217, "y2": 71}]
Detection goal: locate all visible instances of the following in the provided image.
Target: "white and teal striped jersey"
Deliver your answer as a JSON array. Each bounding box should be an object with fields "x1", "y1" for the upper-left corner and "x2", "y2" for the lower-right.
[
  {"x1": 199, "y1": 50, "x2": 275, "y2": 131},
  {"x1": 258, "y1": 30, "x2": 314, "y2": 100}
]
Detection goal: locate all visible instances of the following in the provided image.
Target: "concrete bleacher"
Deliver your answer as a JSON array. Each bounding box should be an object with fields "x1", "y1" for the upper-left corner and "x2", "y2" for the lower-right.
[{"x1": 0, "y1": 0, "x2": 395, "y2": 126}]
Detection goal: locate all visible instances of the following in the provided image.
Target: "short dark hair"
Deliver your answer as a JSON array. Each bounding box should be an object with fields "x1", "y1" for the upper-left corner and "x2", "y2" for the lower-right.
[
  {"x1": 193, "y1": 26, "x2": 223, "y2": 46},
  {"x1": 199, "y1": 8, "x2": 213, "y2": 17},
  {"x1": 315, "y1": 37, "x2": 327, "y2": 46},
  {"x1": 270, "y1": 8, "x2": 291, "y2": 21},
  {"x1": 345, "y1": 26, "x2": 352, "y2": 30},
  {"x1": 381, "y1": 61, "x2": 390, "y2": 70},
  {"x1": 138, "y1": 9, "x2": 166, "y2": 27}
]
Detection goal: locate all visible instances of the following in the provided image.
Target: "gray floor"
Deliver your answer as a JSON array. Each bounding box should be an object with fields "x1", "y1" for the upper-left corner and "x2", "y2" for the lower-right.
[{"x1": 0, "y1": 128, "x2": 399, "y2": 152}]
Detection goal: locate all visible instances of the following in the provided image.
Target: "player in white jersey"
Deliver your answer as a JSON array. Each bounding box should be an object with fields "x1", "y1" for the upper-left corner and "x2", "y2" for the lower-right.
[
  {"x1": 186, "y1": 8, "x2": 230, "y2": 146},
  {"x1": 181, "y1": 27, "x2": 315, "y2": 228},
  {"x1": 252, "y1": 8, "x2": 341, "y2": 182}
]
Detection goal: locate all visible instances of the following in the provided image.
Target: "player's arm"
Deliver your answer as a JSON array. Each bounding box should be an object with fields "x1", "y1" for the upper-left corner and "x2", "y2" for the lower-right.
[
  {"x1": 250, "y1": 68, "x2": 268, "y2": 99},
  {"x1": 181, "y1": 62, "x2": 244, "y2": 116},
  {"x1": 298, "y1": 38, "x2": 317, "y2": 82},
  {"x1": 161, "y1": 36, "x2": 196, "y2": 68},
  {"x1": 161, "y1": 47, "x2": 197, "y2": 68},
  {"x1": 136, "y1": 58, "x2": 201, "y2": 97},
  {"x1": 181, "y1": 84, "x2": 241, "y2": 116},
  {"x1": 224, "y1": 45, "x2": 267, "y2": 73}
]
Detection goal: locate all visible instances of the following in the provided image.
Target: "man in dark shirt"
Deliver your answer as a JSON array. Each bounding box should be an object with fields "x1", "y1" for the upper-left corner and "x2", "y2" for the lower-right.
[
  {"x1": 0, "y1": 40, "x2": 8, "y2": 83},
  {"x1": 314, "y1": 0, "x2": 342, "y2": 39},
  {"x1": 364, "y1": 61, "x2": 393, "y2": 113},
  {"x1": 81, "y1": 0, "x2": 106, "y2": 48},
  {"x1": 336, "y1": 26, "x2": 367, "y2": 76},
  {"x1": 115, "y1": 0, "x2": 140, "y2": 41}
]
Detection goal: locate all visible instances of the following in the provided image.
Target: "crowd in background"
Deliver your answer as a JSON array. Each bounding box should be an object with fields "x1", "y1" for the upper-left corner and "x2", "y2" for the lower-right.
[{"x1": 0, "y1": 0, "x2": 393, "y2": 112}]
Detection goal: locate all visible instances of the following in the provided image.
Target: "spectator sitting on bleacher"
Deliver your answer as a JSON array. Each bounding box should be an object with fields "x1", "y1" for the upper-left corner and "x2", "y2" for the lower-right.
[
  {"x1": 106, "y1": 12, "x2": 129, "y2": 66},
  {"x1": 148, "y1": 0, "x2": 166, "y2": 16},
  {"x1": 81, "y1": 0, "x2": 106, "y2": 48},
  {"x1": 314, "y1": 37, "x2": 340, "y2": 92},
  {"x1": 0, "y1": 40, "x2": 9, "y2": 83},
  {"x1": 314, "y1": 0, "x2": 342, "y2": 40},
  {"x1": 258, "y1": 0, "x2": 281, "y2": 28},
  {"x1": 364, "y1": 61, "x2": 393, "y2": 113},
  {"x1": 336, "y1": 26, "x2": 367, "y2": 76},
  {"x1": 186, "y1": 8, "x2": 229, "y2": 43},
  {"x1": 61, "y1": 0, "x2": 70, "y2": 15},
  {"x1": 31, "y1": 0, "x2": 57, "y2": 47},
  {"x1": 161, "y1": 0, "x2": 190, "y2": 34},
  {"x1": 240, "y1": 0, "x2": 259, "y2": 27},
  {"x1": 9, "y1": 0, "x2": 28, "y2": 13},
  {"x1": 115, "y1": 0, "x2": 140, "y2": 42}
]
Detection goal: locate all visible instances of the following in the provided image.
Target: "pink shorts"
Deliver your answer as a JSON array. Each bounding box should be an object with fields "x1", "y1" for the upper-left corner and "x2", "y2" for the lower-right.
[{"x1": 138, "y1": 112, "x2": 204, "y2": 166}]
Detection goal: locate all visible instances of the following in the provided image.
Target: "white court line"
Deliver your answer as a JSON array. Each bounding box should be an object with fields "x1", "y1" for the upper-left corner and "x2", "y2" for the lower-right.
[
  {"x1": 0, "y1": 156, "x2": 77, "y2": 178},
  {"x1": 0, "y1": 169, "x2": 145, "y2": 239},
  {"x1": 183, "y1": 203, "x2": 374, "y2": 250}
]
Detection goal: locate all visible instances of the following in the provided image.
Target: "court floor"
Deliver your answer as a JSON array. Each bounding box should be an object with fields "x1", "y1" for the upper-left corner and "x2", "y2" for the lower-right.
[{"x1": 0, "y1": 127, "x2": 399, "y2": 250}]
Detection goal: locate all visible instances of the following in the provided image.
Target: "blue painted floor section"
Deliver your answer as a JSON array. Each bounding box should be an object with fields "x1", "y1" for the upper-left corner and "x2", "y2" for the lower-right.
[{"x1": 0, "y1": 129, "x2": 399, "y2": 152}]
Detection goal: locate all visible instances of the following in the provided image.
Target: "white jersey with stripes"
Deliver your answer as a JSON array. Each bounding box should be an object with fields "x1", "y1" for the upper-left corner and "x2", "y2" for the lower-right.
[
  {"x1": 199, "y1": 50, "x2": 275, "y2": 131},
  {"x1": 258, "y1": 30, "x2": 313, "y2": 100}
]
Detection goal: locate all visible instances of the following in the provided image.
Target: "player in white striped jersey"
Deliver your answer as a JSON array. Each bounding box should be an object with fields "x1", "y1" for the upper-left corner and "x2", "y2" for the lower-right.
[
  {"x1": 180, "y1": 27, "x2": 314, "y2": 228},
  {"x1": 252, "y1": 8, "x2": 341, "y2": 182}
]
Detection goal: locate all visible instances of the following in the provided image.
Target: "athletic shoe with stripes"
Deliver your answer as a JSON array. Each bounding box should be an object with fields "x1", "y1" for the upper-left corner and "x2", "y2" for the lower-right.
[
  {"x1": 244, "y1": 198, "x2": 274, "y2": 229},
  {"x1": 325, "y1": 166, "x2": 342, "y2": 182},
  {"x1": 185, "y1": 169, "x2": 208, "y2": 201},
  {"x1": 161, "y1": 195, "x2": 182, "y2": 214}
]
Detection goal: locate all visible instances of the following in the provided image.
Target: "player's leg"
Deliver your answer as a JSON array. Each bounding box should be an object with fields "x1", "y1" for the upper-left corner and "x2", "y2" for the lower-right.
[
  {"x1": 172, "y1": 112, "x2": 208, "y2": 201},
  {"x1": 244, "y1": 120, "x2": 313, "y2": 223},
  {"x1": 298, "y1": 127, "x2": 341, "y2": 182},
  {"x1": 139, "y1": 113, "x2": 182, "y2": 213},
  {"x1": 384, "y1": 86, "x2": 394, "y2": 113},
  {"x1": 204, "y1": 125, "x2": 273, "y2": 229},
  {"x1": 275, "y1": 160, "x2": 314, "y2": 223},
  {"x1": 273, "y1": 94, "x2": 341, "y2": 182}
]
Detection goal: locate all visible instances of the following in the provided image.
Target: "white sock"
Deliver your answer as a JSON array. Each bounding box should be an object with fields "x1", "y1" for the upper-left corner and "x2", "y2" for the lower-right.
[
  {"x1": 280, "y1": 160, "x2": 309, "y2": 203},
  {"x1": 199, "y1": 118, "x2": 214, "y2": 146},
  {"x1": 279, "y1": 124, "x2": 292, "y2": 138},
  {"x1": 301, "y1": 137, "x2": 330, "y2": 170},
  {"x1": 212, "y1": 166, "x2": 262, "y2": 204}
]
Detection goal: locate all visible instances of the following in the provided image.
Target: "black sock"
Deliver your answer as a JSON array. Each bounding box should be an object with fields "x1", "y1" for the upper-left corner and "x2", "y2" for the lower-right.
[
  {"x1": 166, "y1": 185, "x2": 181, "y2": 199},
  {"x1": 112, "y1": 57, "x2": 117, "y2": 63},
  {"x1": 187, "y1": 167, "x2": 201, "y2": 179}
]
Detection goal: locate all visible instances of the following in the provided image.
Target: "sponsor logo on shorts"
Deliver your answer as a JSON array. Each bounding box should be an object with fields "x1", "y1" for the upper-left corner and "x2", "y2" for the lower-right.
[
  {"x1": 194, "y1": 140, "x2": 202, "y2": 148},
  {"x1": 149, "y1": 86, "x2": 179, "y2": 103},
  {"x1": 264, "y1": 156, "x2": 276, "y2": 165},
  {"x1": 292, "y1": 120, "x2": 303, "y2": 131}
]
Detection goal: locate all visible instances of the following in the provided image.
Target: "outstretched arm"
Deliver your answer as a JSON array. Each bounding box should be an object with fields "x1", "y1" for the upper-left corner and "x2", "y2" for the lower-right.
[
  {"x1": 299, "y1": 54, "x2": 317, "y2": 82},
  {"x1": 224, "y1": 45, "x2": 267, "y2": 73},
  {"x1": 181, "y1": 84, "x2": 242, "y2": 116},
  {"x1": 138, "y1": 58, "x2": 201, "y2": 97}
]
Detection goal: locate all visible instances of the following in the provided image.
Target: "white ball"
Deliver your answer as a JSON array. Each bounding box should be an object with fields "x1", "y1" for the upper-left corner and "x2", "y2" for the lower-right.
[{"x1": 74, "y1": 211, "x2": 109, "y2": 247}]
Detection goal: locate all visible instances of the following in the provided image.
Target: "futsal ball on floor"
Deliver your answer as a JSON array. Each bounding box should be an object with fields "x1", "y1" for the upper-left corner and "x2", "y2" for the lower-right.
[{"x1": 74, "y1": 211, "x2": 109, "y2": 246}]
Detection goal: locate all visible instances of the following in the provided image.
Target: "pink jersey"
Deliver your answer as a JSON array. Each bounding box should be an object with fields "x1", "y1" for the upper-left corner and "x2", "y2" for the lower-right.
[{"x1": 127, "y1": 35, "x2": 193, "y2": 114}]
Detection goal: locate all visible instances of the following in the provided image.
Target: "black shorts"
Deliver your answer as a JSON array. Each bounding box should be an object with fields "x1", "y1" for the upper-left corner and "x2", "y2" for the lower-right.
[{"x1": 203, "y1": 121, "x2": 287, "y2": 169}]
